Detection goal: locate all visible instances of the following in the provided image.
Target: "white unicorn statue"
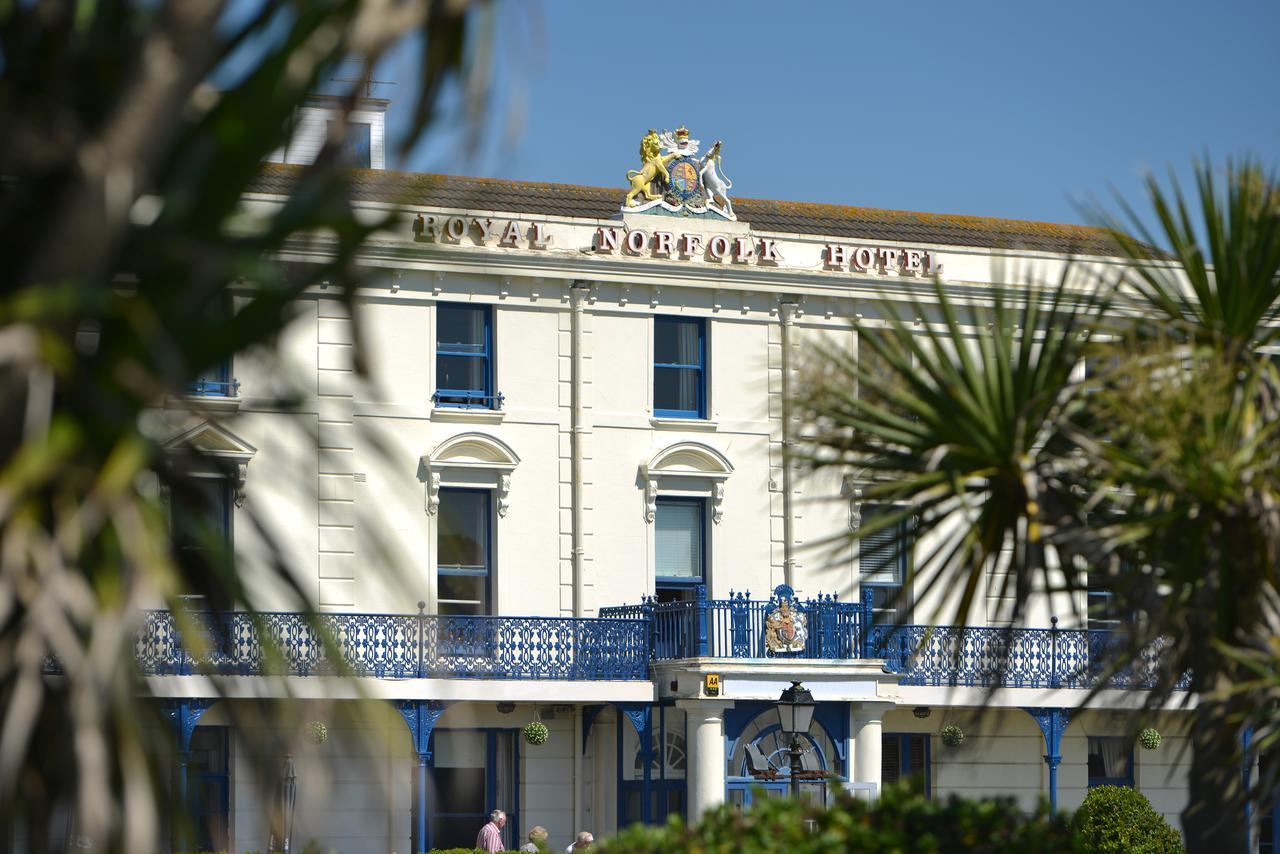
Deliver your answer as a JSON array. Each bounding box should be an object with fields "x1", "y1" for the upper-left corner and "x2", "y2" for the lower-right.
[{"x1": 698, "y1": 140, "x2": 734, "y2": 219}]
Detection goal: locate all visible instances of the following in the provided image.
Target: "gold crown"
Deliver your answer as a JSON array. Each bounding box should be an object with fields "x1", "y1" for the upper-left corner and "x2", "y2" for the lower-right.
[{"x1": 675, "y1": 125, "x2": 689, "y2": 139}]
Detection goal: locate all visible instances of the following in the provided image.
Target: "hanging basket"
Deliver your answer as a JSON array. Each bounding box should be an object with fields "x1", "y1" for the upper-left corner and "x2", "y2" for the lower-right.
[
  {"x1": 305, "y1": 720, "x2": 328, "y2": 745},
  {"x1": 940, "y1": 725, "x2": 965, "y2": 748},
  {"x1": 1138, "y1": 727, "x2": 1162, "y2": 750},
  {"x1": 523, "y1": 721, "x2": 549, "y2": 746}
]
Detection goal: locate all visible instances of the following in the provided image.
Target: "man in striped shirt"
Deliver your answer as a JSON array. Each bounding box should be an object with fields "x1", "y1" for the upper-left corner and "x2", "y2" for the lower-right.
[{"x1": 476, "y1": 809, "x2": 507, "y2": 853}]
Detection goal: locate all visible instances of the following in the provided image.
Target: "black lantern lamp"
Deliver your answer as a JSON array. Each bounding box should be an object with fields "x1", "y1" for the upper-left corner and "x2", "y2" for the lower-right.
[{"x1": 776, "y1": 681, "x2": 816, "y2": 800}]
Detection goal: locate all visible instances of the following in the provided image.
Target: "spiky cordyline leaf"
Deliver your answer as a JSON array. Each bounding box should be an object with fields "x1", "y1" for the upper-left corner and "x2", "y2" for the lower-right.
[{"x1": 798, "y1": 264, "x2": 1112, "y2": 632}]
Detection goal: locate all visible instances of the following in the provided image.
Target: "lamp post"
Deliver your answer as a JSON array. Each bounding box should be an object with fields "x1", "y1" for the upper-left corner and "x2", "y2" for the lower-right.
[{"x1": 775, "y1": 681, "x2": 816, "y2": 802}]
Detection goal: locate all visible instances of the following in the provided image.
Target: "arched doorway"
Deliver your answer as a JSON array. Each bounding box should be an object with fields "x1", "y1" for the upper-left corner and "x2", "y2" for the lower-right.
[{"x1": 725, "y1": 705, "x2": 847, "y2": 809}]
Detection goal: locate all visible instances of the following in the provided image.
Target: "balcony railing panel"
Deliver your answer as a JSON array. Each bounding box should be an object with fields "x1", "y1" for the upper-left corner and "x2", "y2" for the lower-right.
[
  {"x1": 132, "y1": 610, "x2": 650, "y2": 681},
  {"x1": 601, "y1": 587, "x2": 866, "y2": 660},
  {"x1": 869, "y1": 622, "x2": 1190, "y2": 691},
  {"x1": 600, "y1": 587, "x2": 1187, "y2": 692}
]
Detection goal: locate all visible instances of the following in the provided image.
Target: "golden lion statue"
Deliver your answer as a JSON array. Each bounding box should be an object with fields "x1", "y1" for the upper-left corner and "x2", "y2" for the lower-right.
[{"x1": 625, "y1": 129, "x2": 678, "y2": 208}]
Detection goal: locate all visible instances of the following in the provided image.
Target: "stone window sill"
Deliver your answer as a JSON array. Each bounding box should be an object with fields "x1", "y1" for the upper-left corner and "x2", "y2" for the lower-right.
[
  {"x1": 431, "y1": 407, "x2": 507, "y2": 424},
  {"x1": 165, "y1": 394, "x2": 242, "y2": 413},
  {"x1": 650, "y1": 416, "x2": 718, "y2": 431}
]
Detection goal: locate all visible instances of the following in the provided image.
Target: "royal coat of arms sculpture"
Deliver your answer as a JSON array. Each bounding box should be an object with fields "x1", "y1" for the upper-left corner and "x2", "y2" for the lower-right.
[
  {"x1": 763, "y1": 584, "x2": 808, "y2": 654},
  {"x1": 622, "y1": 126, "x2": 736, "y2": 220}
]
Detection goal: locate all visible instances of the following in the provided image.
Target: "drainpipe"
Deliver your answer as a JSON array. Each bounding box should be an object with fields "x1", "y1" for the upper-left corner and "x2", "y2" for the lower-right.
[
  {"x1": 779, "y1": 299, "x2": 798, "y2": 587},
  {"x1": 570, "y1": 281, "x2": 590, "y2": 617},
  {"x1": 573, "y1": 706, "x2": 584, "y2": 838},
  {"x1": 570, "y1": 282, "x2": 590, "y2": 846}
]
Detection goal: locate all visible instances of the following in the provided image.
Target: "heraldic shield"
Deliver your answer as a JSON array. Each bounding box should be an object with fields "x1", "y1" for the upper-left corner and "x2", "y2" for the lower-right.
[
  {"x1": 666, "y1": 157, "x2": 701, "y2": 204},
  {"x1": 764, "y1": 584, "x2": 808, "y2": 654}
]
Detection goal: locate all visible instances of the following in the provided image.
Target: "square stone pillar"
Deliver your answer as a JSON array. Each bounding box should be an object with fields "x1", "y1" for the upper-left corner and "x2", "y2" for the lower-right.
[{"x1": 675, "y1": 699, "x2": 734, "y2": 820}]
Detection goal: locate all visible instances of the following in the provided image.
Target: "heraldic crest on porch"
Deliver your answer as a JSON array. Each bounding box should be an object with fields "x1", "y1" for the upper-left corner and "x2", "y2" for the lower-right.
[
  {"x1": 623, "y1": 126, "x2": 736, "y2": 220},
  {"x1": 764, "y1": 584, "x2": 808, "y2": 653}
]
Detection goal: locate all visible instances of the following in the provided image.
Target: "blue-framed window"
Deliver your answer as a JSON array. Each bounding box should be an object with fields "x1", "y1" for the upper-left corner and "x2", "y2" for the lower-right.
[
  {"x1": 882, "y1": 733, "x2": 930, "y2": 797},
  {"x1": 428, "y1": 728, "x2": 519, "y2": 851},
  {"x1": 1087, "y1": 569, "x2": 1123, "y2": 631},
  {"x1": 1087, "y1": 737, "x2": 1134, "y2": 788},
  {"x1": 188, "y1": 296, "x2": 238, "y2": 397},
  {"x1": 654, "y1": 317, "x2": 705, "y2": 419},
  {"x1": 435, "y1": 304, "x2": 500, "y2": 409},
  {"x1": 618, "y1": 705, "x2": 687, "y2": 827},
  {"x1": 437, "y1": 488, "x2": 492, "y2": 615},
  {"x1": 861, "y1": 504, "x2": 913, "y2": 625},
  {"x1": 329, "y1": 120, "x2": 372, "y2": 168},
  {"x1": 655, "y1": 497, "x2": 705, "y2": 603},
  {"x1": 172, "y1": 476, "x2": 233, "y2": 569},
  {"x1": 189, "y1": 360, "x2": 238, "y2": 397},
  {"x1": 187, "y1": 726, "x2": 230, "y2": 852}
]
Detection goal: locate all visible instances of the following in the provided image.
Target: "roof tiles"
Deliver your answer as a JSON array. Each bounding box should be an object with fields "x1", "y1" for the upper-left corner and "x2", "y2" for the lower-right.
[{"x1": 249, "y1": 164, "x2": 1119, "y2": 257}]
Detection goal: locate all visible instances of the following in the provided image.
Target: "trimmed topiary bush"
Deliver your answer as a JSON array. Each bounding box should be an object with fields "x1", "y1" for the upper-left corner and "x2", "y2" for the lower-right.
[
  {"x1": 940, "y1": 725, "x2": 965, "y2": 747},
  {"x1": 1072, "y1": 785, "x2": 1184, "y2": 853},
  {"x1": 597, "y1": 783, "x2": 1083, "y2": 853},
  {"x1": 1138, "y1": 728, "x2": 1162, "y2": 750}
]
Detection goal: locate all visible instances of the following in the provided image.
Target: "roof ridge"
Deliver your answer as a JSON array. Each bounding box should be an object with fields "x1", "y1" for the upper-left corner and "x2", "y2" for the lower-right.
[
  {"x1": 251, "y1": 163, "x2": 1118, "y2": 254},
  {"x1": 257, "y1": 162, "x2": 1103, "y2": 236}
]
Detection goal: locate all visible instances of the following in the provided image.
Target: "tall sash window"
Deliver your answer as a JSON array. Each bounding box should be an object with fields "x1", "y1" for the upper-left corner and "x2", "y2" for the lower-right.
[
  {"x1": 654, "y1": 317, "x2": 705, "y2": 418},
  {"x1": 860, "y1": 503, "x2": 913, "y2": 624}
]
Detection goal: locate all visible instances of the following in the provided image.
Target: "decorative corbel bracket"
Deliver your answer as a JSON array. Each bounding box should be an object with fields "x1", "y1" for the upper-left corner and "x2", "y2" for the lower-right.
[
  {"x1": 712, "y1": 482, "x2": 725, "y2": 525},
  {"x1": 426, "y1": 471, "x2": 441, "y2": 515},
  {"x1": 234, "y1": 461, "x2": 249, "y2": 508},
  {"x1": 841, "y1": 475, "x2": 864, "y2": 531},
  {"x1": 643, "y1": 475, "x2": 658, "y2": 523},
  {"x1": 498, "y1": 474, "x2": 511, "y2": 518}
]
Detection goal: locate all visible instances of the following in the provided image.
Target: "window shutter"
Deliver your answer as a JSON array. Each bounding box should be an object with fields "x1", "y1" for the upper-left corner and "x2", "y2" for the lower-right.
[
  {"x1": 908, "y1": 735, "x2": 927, "y2": 775},
  {"x1": 861, "y1": 505, "x2": 907, "y2": 584},
  {"x1": 655, "y1": 500, "x2": 703, "y2": 579},
  {"x1": 881, "y1": 735, "x2": 901, "y2": 785}
]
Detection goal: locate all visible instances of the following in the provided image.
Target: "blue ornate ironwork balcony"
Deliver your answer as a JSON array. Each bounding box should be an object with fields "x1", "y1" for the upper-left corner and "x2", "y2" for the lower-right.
[
  {"x1": 131, "y1": 608, "x2": 650, "y2": 680},
  {"x1": 599, "y1": 585, "x2": 867, "y2": 660},
  {"x1": 869, "y1": 621, "x2": 1190, "y2": 691},
  {"x1": 186, "y1": 378, "x2": 241, "y2": 397},
  {"x1": 431, "y1": 389, "x2": 505, "y2": 409},
  {"x1": 599, "y1": 586, "x2": 1188, "y2": 692}
]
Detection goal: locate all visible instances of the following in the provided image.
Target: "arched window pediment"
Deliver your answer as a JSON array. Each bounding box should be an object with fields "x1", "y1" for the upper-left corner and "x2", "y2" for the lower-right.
[
  {"x1": 421, "y1": 432, "x2": 520, "y2": 517},
  {"x1": 642, "y1": 441, "x2": 734, "y2": 524}
]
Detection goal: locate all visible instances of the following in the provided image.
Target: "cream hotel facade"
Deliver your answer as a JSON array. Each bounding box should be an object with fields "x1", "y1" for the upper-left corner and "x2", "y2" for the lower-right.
[{"x1": 63, "y1": 104, "x2": 1226, "y2": 853}]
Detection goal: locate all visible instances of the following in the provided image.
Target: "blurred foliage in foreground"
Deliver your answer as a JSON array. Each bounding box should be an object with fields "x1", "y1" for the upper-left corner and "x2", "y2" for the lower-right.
[
  {"x1": 596, "y1": 785, "x2": 1083, "y2": 853},
  {"x1": 797, "y1": 159, "x2": 1279, "y2": 852},
  {"x1": 0, "y1": 0, "x2": 493, "y2": 850}
]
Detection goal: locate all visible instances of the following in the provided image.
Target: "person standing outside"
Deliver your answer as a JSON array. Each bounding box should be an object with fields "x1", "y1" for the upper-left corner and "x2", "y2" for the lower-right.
[
  {"x1": 520, "y1": 825, "x2": 549, "y2": 852},
  {"x1": 476, "y1": 809, "x2": 507, "y2": 853},
  {"x1": 567, "y1": 830, "x2": 594, "y2": 851}
]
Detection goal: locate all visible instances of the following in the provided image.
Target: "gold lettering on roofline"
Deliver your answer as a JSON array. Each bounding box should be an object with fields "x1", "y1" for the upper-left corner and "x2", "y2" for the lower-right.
[{"x1": 411, "y1": 215, "x2": 942, "y2": 275}]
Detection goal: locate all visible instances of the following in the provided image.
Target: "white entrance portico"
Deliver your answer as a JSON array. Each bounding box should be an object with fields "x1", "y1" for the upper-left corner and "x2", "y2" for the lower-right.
[{"x1": 656, "y1": 658, "x2": 900, "y2": 808}]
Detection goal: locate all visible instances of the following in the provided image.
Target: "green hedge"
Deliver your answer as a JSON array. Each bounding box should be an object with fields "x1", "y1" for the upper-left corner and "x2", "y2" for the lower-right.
[
  {"x1": 1072, "y1": 786, "x2": 1184, "y2": 853},
  {"x1": 597, "y1": 784, "x2": 1083, "y2": 853}
]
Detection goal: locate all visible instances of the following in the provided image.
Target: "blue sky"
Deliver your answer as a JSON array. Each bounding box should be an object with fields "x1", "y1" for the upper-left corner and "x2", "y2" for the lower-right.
[{"x1": 377, "y1": 0, "x2": 1278, "y2": 228}]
